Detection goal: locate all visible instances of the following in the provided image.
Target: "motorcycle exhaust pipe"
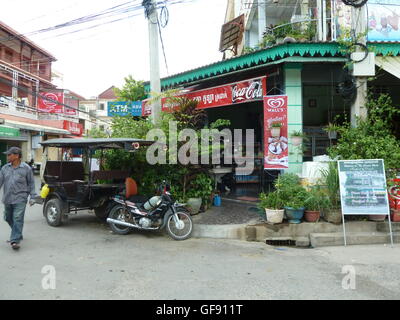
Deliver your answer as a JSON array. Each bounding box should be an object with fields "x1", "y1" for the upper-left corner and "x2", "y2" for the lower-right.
[
  {"x1": 106, "y1": 218, "x2": 159, "y2": 230},
  {"x1": 107, "y1": 218, "x2": 137, "y2": 229}
]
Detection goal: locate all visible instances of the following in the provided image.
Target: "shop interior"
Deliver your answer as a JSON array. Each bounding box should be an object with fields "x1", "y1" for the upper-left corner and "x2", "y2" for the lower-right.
[{"x1": 206, "y1": 101, "x2": 265, "y2": 202}]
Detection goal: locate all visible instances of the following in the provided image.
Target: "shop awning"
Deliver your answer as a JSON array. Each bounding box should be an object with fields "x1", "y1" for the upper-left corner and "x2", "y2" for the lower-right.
[
  {"x1": 375, "y1": 56, "x2": 400, "y2": 79},
  {"x1": 5, "y1": 120, "x2": 70, "y2": 135}
]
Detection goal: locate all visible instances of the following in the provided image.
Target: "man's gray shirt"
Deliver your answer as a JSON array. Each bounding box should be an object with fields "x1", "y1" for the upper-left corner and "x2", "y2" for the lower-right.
[{"x1": 0, "y1": 162, "x2": 37, "y2": 204}]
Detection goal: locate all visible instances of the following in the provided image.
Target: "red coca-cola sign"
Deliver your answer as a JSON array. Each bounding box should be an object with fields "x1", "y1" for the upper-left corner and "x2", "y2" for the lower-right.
[
  {"x1": 232, "y1": 79, "x2": 263, "y2": 104},
  {"x1": 38, "y1": 92, "x2": 64, "y2": 113},
  {"x1": 158, "y1": 77, "x2": 267, "y2": 113}
]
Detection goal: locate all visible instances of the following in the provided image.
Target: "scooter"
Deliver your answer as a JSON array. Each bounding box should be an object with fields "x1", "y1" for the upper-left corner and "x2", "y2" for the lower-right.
[{"x1": 106, "y1": 182, "x2": 193, "y2": 240}]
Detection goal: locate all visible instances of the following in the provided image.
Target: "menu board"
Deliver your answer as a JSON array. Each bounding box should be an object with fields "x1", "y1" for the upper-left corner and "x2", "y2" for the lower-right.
[{"x1": 338, "y1": 160, "x2": 390, "y2": 215}]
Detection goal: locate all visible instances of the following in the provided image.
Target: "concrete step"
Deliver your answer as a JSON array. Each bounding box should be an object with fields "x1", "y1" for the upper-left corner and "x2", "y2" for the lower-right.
[
  {"x1": 246, "y1": 221, "x2": 379, "y2": 242},
  {"x1": 192, "y1": 224, "x2": 247, "y2": 240},
  {"x1": 376, "y1": 222, "x2": 400, "y2": 233},
  {"x1": 310, "y1": 232, "x2": 400, "y2": 248}
]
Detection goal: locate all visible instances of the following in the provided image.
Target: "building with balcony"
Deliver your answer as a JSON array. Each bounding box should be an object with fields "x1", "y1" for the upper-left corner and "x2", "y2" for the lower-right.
[{"x1": 0, "y1": 21, "x2": 84, "y2": 165}]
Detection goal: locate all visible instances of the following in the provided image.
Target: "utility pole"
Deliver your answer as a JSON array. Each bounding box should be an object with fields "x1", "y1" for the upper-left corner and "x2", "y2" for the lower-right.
[
  {"x1": 143, "y1": 0, "x2": 161, "y2": 124},
  {"x1": 350, "y1": 4, "x2": 369, "y2": 126}
]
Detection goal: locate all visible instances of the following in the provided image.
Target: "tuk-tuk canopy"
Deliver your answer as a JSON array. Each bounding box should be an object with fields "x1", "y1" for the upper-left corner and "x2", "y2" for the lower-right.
[{"x1": 40, "y1": 138, "x2": 155, "y2": 150}]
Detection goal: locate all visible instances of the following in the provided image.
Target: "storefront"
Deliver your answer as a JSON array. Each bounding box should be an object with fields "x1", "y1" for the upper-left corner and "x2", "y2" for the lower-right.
[{"x1": 147, "y1": 42, "x2": 400, "y2": 201}]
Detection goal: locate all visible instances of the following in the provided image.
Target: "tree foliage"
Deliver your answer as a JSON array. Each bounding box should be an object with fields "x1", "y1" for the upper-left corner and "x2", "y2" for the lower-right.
[
  {"x1": 113, "y1": 75, "x2": 147, "y2": 102},
  {"x1": 328, "y1": 93, "x2": 400, "y2": 177}
]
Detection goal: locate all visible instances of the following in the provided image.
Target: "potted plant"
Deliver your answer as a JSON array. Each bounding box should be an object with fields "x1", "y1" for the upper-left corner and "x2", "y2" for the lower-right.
[
  {"x1": 186, "y1": 173, "x2": 213, "y2": 215},
  {"x1": 259, "y1": 191, "x2": 284, "y2": 224},
  {"x1": 290, "y1": 130, "x2": 305, "y2": 146},
  {"x1": 320, "y1": 162, "x2": 342, "y2": 224},
  {"x1": 270, "y1": 122, "x2": 283, "y2": 137},
  {"x1": 324, "y1": 122, "x2": 340, "y2": 140},
  {"x1": 304, "y1": 187, "x2": 330, "y2": 222},
  {"x1": 272, "y1": 173, "x2": 308, "y2": 223},
  {"x1": 284, "y1": 192, "x2": 307, "y2": 224}
]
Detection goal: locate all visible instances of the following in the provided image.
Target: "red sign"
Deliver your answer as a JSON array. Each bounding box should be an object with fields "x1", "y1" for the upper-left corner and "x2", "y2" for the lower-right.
[
  {"x1": 263, "y1": 95, "x2": 289, "y2": 170},
  {"x1": 38, "y1": 92, "x2": 64, "y2": 113},
  {"x1": 156, "y1": 77, "x2": 267, "y2": 113},
  {"x1": 63, "y1": 121, "x2": 83, "y2": 136},
  {"x1": 64, "y1": 96, "x2": 78, "y2": 116},
  {"x1": 142, "y1": 99, "x2": 152, "y2": 116}
]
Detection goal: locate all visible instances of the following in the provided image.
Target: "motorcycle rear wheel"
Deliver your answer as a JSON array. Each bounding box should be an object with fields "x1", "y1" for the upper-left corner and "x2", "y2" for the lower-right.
[
  {"x1": 166, "y1": 209, "x2": 193, "y2": 240},
  {"x1": 108, "y1": 205, "x2": 132, "y2": 235}
]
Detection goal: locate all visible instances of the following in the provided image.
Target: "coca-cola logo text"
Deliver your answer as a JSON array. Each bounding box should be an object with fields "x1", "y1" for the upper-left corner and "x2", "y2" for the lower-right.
[{"x1": 232, "y1": 80, "x2": 262, "y2": 103}]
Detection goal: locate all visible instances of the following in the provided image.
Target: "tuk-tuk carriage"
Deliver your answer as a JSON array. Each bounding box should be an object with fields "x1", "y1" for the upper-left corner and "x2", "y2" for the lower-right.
[{"x1": 39, "y1": 138, "x2": 154, "y2": 227}]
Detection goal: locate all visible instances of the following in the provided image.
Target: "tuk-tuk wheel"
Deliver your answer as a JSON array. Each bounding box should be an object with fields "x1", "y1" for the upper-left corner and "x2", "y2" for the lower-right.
[
  {"x1": 94, "y1": 201, "x2": 114, "y2": 222},
  {"x1": 44, "y1": 198, "x2": 63, "y2": 227}
]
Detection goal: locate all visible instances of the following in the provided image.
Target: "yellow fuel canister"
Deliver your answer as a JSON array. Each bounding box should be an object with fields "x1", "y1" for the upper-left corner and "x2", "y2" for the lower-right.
[{"x1": 40, "y1": 184, "x2": 50, "y2": 199}]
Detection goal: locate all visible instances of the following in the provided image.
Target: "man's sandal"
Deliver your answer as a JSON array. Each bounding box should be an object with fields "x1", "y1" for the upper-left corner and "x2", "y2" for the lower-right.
[{"x1": 11, "y1": 242, "x2": 20, "y2": 250}]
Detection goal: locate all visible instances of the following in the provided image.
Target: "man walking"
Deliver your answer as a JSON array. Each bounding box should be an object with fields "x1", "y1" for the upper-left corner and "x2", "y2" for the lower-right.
[{"x1": 0, "y1": 147, "x2": 37, "y2": 250}]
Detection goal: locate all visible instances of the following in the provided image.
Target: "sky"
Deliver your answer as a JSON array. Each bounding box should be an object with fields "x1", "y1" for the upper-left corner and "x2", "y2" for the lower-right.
[{"x1": 1, "y1": 0, "x2": 228, "y2": 98}]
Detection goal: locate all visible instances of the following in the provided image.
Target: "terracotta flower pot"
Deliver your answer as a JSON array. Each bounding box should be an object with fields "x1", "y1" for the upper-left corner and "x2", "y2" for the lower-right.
[
  {"x1": 304, "y1": 210, "x2": 320, "y2": 222},
  {"x1": 391, "y1": 209, "x2": 400, "y2": 222},
  {"x1": 368, "y1": 214, "x2": 386, "y2": 222},
  {"x1": 323, "y1": 208, "x2": 342, "y2": 224}
]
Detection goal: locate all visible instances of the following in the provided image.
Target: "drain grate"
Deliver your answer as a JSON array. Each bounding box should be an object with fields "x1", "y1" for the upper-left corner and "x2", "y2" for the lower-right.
[{"x1": 265, "y1": 239, "x2": 296, "y2": 247}]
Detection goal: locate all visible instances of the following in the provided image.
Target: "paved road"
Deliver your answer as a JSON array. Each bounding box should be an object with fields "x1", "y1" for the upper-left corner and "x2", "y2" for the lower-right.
[{"x1": 0, "y1": 183, "x2": 399, "y2": 300}]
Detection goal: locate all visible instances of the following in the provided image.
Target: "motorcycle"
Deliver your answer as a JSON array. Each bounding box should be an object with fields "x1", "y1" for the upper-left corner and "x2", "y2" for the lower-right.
[{"x1": 106, "y1": 182, "x2": 193, "y2": 240}]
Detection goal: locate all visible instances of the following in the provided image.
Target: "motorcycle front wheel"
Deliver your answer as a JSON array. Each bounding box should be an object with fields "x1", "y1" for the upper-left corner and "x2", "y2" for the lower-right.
[
  {"x1": 108, "y1": 205, "x2": 132, "y2": 235},
  {"x1": 166, "y1": 209, "x2": 193, "y2": 240}
]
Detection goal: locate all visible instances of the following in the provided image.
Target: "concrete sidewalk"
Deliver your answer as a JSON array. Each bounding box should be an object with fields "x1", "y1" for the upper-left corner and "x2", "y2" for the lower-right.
[{"x1": 191, "y1": 202, "x2": 400, "y2": 247}]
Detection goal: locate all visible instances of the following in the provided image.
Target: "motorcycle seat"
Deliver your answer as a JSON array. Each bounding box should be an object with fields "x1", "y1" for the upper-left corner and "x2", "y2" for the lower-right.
[{"x1": 127, "y1": 195, "x2": 149, "y2": 203}]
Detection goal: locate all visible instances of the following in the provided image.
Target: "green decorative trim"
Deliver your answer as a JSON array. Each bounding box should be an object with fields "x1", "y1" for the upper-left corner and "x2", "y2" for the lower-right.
[{"x1": 148, "y1": 42, "x2": 400, "y2": 90}]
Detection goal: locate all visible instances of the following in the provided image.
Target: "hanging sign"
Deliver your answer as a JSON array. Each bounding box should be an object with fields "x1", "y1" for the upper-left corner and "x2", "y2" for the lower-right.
[{"x1": 263, "y1": 95, "x2": 289, "y2": 170}]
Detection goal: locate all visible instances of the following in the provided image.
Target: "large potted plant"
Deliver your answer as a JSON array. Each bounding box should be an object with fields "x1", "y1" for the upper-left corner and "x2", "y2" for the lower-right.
[
  {"x1": 273, "y1": 173, "x2": 308, "y2": 224},
  {"x1": 304, "y1": 187, "x2": 330, "y2": 222},
  {"x1": 185, "y1": 173, "x2": 213, "y2": 215},
  {"x1": 290, "y1": 130, "x2": 305, "y2": 146},
  {"x1": 259, "y1": 191, "x2": 284, "y2": 224},
  {"x1": 284, "y1": 193, "x2": 307, "y2": 224},
  {"x1": 320, "y1": 162, "x2": 342, "y2": 224}
]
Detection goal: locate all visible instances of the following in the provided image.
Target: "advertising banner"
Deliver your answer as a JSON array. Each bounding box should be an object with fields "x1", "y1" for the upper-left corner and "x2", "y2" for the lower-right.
[
  {"x1": 161, "y1": 76, "x2": 267, "y2": 112},
  {"x1": 38, "y1": 92, "x2": 64, "y2": 113},
  {"x1": 63, "y1": 120, "x2": 83, "y2": 136},
  {"x1": 108, "y1": 101, "x2": 143, "y2": 117},
  {"x1": 263, "y1": 95, "x2": 288, "y2": 170},
  {"x1": 332, "y1": 0, "x2": 400, "y2": 42},
  {"x1": 367, "y1": 0, "x2": 400, "y2": 42}
]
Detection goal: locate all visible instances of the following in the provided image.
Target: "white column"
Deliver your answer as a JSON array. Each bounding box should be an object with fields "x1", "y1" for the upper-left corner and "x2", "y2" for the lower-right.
[{"x1": 258, "y1": 0, "x2": 266, "y2": 42}]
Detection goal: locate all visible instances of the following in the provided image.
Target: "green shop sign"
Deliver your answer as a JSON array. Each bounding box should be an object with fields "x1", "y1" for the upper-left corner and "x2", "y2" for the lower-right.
[{"x1": 0, "y1": 126, "x2": 20, "y2": 137}]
